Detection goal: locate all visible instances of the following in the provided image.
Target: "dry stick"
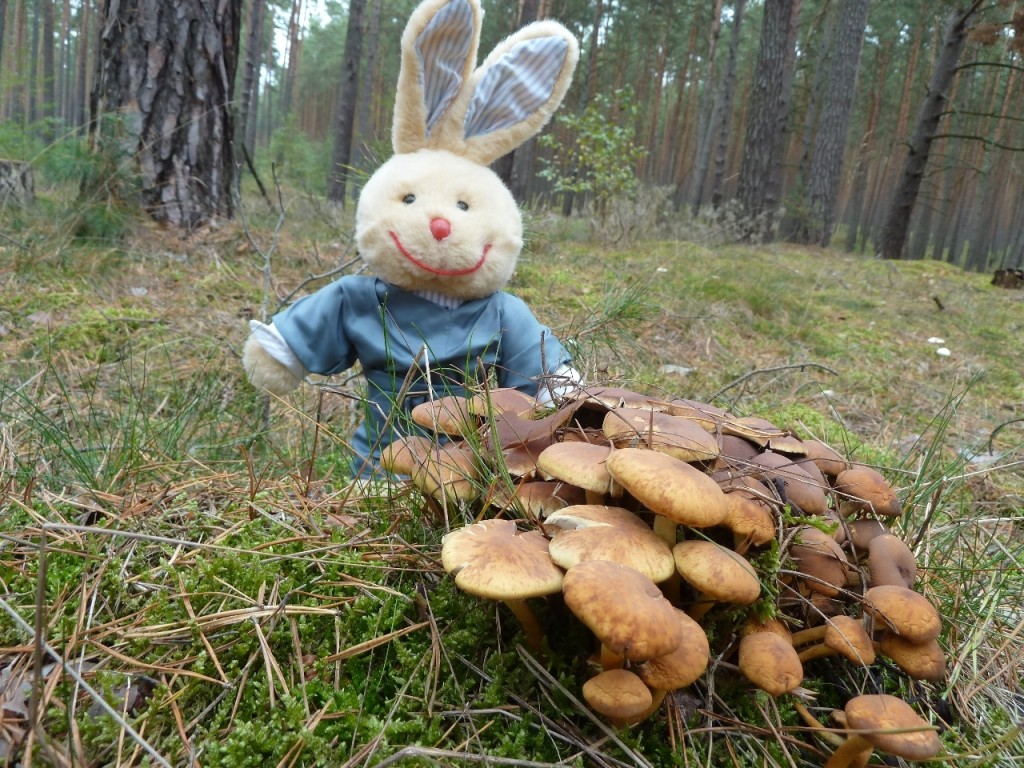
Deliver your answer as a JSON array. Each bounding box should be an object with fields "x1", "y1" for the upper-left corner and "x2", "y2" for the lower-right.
[
  {"x1": 708, "y1": 361, "x2": 839, "y2": 402},
  {"x1": 0, "y1": 596, "x2": 173, "y2": 768},
  {"x1": 241, "y1": 142, "x2": 274, "y2": 211},
  {"x1": 369, "y1": 748, "x2": 575, "y2": 768}
]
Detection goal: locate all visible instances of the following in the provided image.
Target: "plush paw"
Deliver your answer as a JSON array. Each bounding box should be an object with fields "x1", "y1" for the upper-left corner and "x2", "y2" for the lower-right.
[{"x1": 242, "y1": 335, "x2": 302, "y2": 396}]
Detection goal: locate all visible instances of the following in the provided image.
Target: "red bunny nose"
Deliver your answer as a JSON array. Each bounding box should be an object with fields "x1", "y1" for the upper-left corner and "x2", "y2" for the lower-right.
[{"x1": 430, "y1": 218, "x2": 451, "y2": 241}]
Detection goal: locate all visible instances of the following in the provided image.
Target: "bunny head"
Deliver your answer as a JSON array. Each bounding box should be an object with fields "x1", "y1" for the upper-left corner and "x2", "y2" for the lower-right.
[{"x1": 356, "y1": 0, "x2": 579, "y2": 301}]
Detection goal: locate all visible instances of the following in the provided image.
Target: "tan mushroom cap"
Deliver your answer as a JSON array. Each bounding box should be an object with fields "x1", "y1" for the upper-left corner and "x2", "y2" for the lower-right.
[
  {"x1": 493, "y1": 480, "x2": 586, "y2": 518},
  {"x1": 380, "y1": 435, "x2": 435, "y2": 476},
  {"x1": 633, "y1": 610, "x2": 710, "y2": 690},
  {"x1": 606, "y1": 448, "x2": 729, "y2": 527},
  {"x1": 790, "y1": 526, "x2": 850, "y2": 597},
  {"x1": 441, "y1": 518, "x2": 564, "y2": 600},
  {"x1": 562, "y1": 560, "x2": 682, "y2": 661},
  {"x1": 466, "y1": 387, "x2": 537, "y2": 418},
  {"x1": 544, "y1": 504, "x2": 651, "y2": 531},
  {"x1": 878, "y1": 632, "x2": 947, "y2": 681},
  {"x1": 863, "y1": 585, "x2": 942, "y2": 643},
  {"x1": 749, "y1": 450, "x2": 829, "y2": 515},
  {"x1": 848, "y1": 518, "x2": 890, "y2": 552},
  {"x1": 410, "y1": 395, "x2": 475, "y2": 437},
  {"x1": 723, "y1": 487, "x2": 776, "y2": 550},
  {"x1": 738, "y1": 631, "x2": 804, "y2": 696},
  {"x1": 797, "y1": 615, "x2": 876, "y2": 666},
  {"x1": 715, "y1": 434, "x2": 761, "y2": 469},
  {"x1": 801, "y1": 438, "x2": 850, "y2": 479},
  {"x1": 835, "y1": 466, "x2": 901, "y2": 516},
  {"x1": 673, "y1": 540, "x2": 761, "y2": 605},
  {"x1": 582, "y1": 668, "x2": 653, "y2": 722},
  {"x1": 867, "y1": 534, "x2": 917, "y2": 589},
  {"x1": 661, "y1": 398, "x2": 729, "y2": 431},
  {"x1": 536, "y1": 442, "x2": 616, "y2": 497},
  {"x1": 843, "y1": 694, "x2": 941, "y2": 761},
  {"x1": 411, "y1": 443, "x2": 479, "y2": 501},
  {"x1": 549, "y1": 523, "x2": 675, "y2": 583},
  {"x1": 720, "y1": 415, "x2": 787, "y2": 447},
  {"x1": 601, "y1": 409, "x2": 720, "y2": 462}
]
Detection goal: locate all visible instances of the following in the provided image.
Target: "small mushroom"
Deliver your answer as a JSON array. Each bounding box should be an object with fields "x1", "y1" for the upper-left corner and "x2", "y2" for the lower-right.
[
  {"x1": 749, "y1": 450, "x2": 829, "y2": 515},
  {"x1": 737, "y1": 629, "x2": 804, "y2": 696},
  {"x1": 800, "y1": 438, "x2": 850, "y2": 479},
  {"x1": 824, "y1": 694, "x2": 941, "y2": 768},
  {"x1": 536, "y1": 442, "x2": 618, "y2": 505},
  {"x1": 441, "y1": 519, "x2": 564, "y2": 653},
  {"x1": 581, "y1": 668, "x2": 653, "y2": 726},
  {"x1": 866, "y1": 533, "x2": 917, "y2": 589},
  {"x1": 601, "y1": 408, "x2": 719, "y2": 462},
  {"x1": 789, "y1": 525, "x2": 850, "y2": 597},
  {"x1": 410, "y1": 395, "x2": 475, "y2": 437},
  {"x1": 673, "y1": 540, "x2": 761, "y2": 620},
  {"x1": 548, "y1": 521, "x2": 676, "y2": 583},
  {"x1": 835, "y1": 466, "x2": 901, "y2": 517},
  {"x1": 862, "y1": 585, "x2": 941, "y2": 644},
  {"x1": 792, "y1": 615, "x2": 876, "y2": 666},
  {"x1": 877, "y1": 631, "x2": 947, "y2": 681}
]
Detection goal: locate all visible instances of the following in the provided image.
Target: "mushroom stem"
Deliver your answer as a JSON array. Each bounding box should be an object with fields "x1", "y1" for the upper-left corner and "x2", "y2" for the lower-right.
[
  {"x1": 797, "y1": 644, "x2": 841, "y2": 663},
  {"x1": 792, "y1": 700, "x2": 845, "y2": 748},
  {"x1": 503, "y1": 599, "x2": 544, "y2": 654},
  {"x1": 789, "y1": 625, "x2": 828, "y2": 647},
  {"x1": 686, "y1": 593, "x2": 715, "y2": 623},
  {"x1": 622, "y1": 687, "x2": 667, "y2": 725},
  {"x1": 599, "y1": 643, "x2": 625, "y2": 670},
  {"x1": 652, "y1": 515, "x2": 677, "y2": 546},
  {"x1": 824, "y1": 733, "x2": 873, "y2": 768}
]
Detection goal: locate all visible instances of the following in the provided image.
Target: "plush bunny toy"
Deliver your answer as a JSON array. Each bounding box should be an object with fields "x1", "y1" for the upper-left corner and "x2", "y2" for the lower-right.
[{"x1": 243, "y1": 0, "x2": 580, "y2": 477}]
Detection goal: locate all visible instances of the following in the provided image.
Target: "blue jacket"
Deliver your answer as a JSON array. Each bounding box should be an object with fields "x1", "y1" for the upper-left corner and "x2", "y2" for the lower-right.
[{"x1": 272, "y1": 275, "x2": 571, "y2": 476}]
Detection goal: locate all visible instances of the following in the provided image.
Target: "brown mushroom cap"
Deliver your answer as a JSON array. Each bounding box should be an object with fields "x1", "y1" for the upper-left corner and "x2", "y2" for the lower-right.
[
  {"x1": 749, "y1": 450, "x2": 829, "y2": 515},
  {"x1": 410, "y1": 395, "x2": 475, "y2": 437},
  {"x1": 863, "y1": 585, "x2": 941, "y2": 643},
  {"x1": 878, "y1": 632, "x2": 946, "y2": 681},
  {"x1": 790, "y1": 525, "x2": 850, "y2": 597},
  {"x1": 867, "y1": 534, "x2": 917, "y2": 589},
  {"x1": 835, "y1": 467, "x2": 901, "y2": 516},
  {"x1": 562, "y1": 560, "x2": 682, "y2": 661},
  {"x1": 581, "y1": 668, "x2": 653, "y2": 722},
  {"x1": 633, "y1": 610, "x2": 710, "y2": 690},
  {"x1": 606, "y1": 448, "x2": 729, "y2": 527},
  {"x1": 848, "y1": 518, "x2": 890, "y2": 553},
  {"x1": 549, "y1": 524, "x2": 676, "y2": 583},
  {"x1": 801, "y1": 438, "x2": 850, "y2": 479},
  {"x1": 380, "y1": 435, "x2": 435, "y2": 476},
  {"x1": 723, "y1": 487, "x2": 776, "y2": 550},
  {"x1": 738, "y1": 631, "x2": 804, "y2": 696},
  {"x1": 720, "y1": 416, "x2": 787, "y2": 447},
  {"x1": 797, "y1": 615, "x2": 876, "y2": 666},
  {"x1": 843, "y1": 694, "x2": 941, "y2": 761},
  {"x1": 494, "y1": 480, "x2": 586, "y2": 518},
  {"x1": 673, "y1": 540, "x2": 761, "y2": 606},
  {"x1": 466, "y1": 387, "x2": 537, "y2": 418},
  {"x1": 601, "y1": 409, "x2": 720, "y2": 462},
  {"x1": 544, "y1": 504, "x2": 652, "y2": 532},
  {"x1": 662, "y1": 398, "x2": 730, "y2": 431},
  {"x1": 536, "y1": 442, "x2": 616, "y2": 496},
  {"x1": 441, "y1": 519, "x2": 564, "y2": 600},
  {"x1": 411, "y1": 443, "x2": 479, "y2": 501}
]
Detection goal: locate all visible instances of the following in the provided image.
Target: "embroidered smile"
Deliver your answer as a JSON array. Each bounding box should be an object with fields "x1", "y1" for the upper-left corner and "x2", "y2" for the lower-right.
[{"x1": 389, "y1": 231, "x2": 490, "y2": 276}]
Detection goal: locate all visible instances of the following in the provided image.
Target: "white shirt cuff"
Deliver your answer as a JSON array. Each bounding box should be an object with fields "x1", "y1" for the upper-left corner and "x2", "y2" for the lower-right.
[{"x1": 248, "y1": 320, "x2": 307, "y2": 380}]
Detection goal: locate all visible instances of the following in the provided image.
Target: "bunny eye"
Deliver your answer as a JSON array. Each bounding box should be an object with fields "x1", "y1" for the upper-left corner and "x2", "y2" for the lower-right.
[
  {"x1": 457, "y1": 200, "x2": 469, "y2": 211},
  {"x1": 402, "y1": 194, "x2": 416, "y2": 204}
]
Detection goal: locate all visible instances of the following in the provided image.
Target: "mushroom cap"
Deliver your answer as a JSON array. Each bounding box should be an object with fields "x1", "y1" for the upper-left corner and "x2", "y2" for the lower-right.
[
  {"x1": 738, "y1": 632, "x2": 804, "y2": 696},
  {"x1": 601, "y1": 409, "x2": 720, "y2": 462},
  {"x1": 835, "y1": 467, "x2": 901, "y2": 516},
  {"x1": 723, "y1": 488, "x2": 776, "y2": 548},
  {"x1": 544, "y1": 504, "x2": 651, "y2": 532},
  {"x1": 822, "y1": 615, "x2": 876, "y2": 665},
  {"x1": 466, "y1": 387, "x2": 537, "y2": 418},
  {"x1": 673, "y1": 540, "x2": 761, "y2": 605},
  {"x1": 411, "y1": 443, "x2": 479, "y2": 501},
  {"x1": 720, "y1": 416, "x2": 786, "y2": 447},
  {"x1": 494, "y1": 480, "x2": 586, "y2": 518},
  {"x1": 789, "y1": 526, "x2": 850, "y2": 597},
  {"x1": 536, "y1": 442, "x2": 615, "y2": 495},
  {"x1": 410, "y1": 395, "x2": 475, "y2": 437},
  {"x1": 633, "y1": 610, "x2": 710, "y2": 690},
  {"x1": 441, "y1": 519, "x2": 564, "y2": 600},
  {"x1": 549, "y1": 523, "x2": 676, "y2": 583},
  {"x1": 863, "y1": 585, "x2": 941, "y2": 643},
  {"x1": 848, "y1": 518, "x2": 890, "y2": 552},
  {"x1": 380, "y1": 435, "x2": 435, "y2": 476},
  {"x1": 878, "y1": 632, "x2": 947, "y2": 681},
  {"x1": 662, "y1": 398, "x2": 729, "y2": 431},
  {"x1": 800, "y1": 438, "x2": 849, "y2": 478},
  {"x1": 562, "y1": 560, "x2": 682, "y2": 660},
  {"x1": 606, "y1": 448, "x2": 729, "y2": 527},
  {"x1": 867, "y1": 534, "x2": 918, "y2": 589},
  {"x1": 749, "y1": 451, "x2": 829, "y2": 515},
  {"x1": 581, "y1": 668, "x2": 653, "y2": 722},
  {"x1": 715, "y1": 434, "x2": 761, "y2": 469},
  {"x1": 843, "y1": 694, "x2": 941, "y2": 760}
]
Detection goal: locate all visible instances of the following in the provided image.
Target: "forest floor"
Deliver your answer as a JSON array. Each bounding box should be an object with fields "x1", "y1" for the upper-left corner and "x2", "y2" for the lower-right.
[{"x1": 1, "y1": 197, "x2": 1022, "y2": 766}]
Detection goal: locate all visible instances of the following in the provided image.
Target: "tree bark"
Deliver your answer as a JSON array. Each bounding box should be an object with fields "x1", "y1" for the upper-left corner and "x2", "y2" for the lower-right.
[
  {"x1": 90, "y1": 0, "x2": 241, "y2": 228},
  {"x1": 710, "y1": 0, "x2": 747, "y2": 209},
  {"x1": 879, "y1": 3, "x2": 981, "y2": 260},
  {"x1": 735, "y1": 0, "x2": 798, "y2": 241},
  {"x1": 327, "y1": 0, "x2": 366, "y2": 205},
  {"x1": 802, "y1": 0, "x2": 871, "y2": 246},
  {"x1": 687, "y1": 0, "x2": 724, "y2": 214},
  {"x1": 73, "y1": 0, "x2": 89, "y2": 132},
  {"x1": 279, "y1": 0, "x2": 303, "y2": 121},
  {"x1": 239, "y1": 0, "x2": 266, "y2": 156},
  {"x1": 41, "y1": 0, "x2": 56, "y2": 136}
]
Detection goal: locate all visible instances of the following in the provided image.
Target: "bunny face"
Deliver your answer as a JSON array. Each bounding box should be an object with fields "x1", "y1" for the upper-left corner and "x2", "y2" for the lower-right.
[{"x1": 356, "y1": 148, "x2": 523, "y2": 300}]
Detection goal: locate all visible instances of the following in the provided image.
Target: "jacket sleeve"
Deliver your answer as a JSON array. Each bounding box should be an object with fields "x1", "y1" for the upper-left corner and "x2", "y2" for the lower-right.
[
  {"x1": 271, "y1": 279, "x2": 358, "y2": 376},
  {"x1": 494, "y1": 293, "x2": 573, "y2": 395}
]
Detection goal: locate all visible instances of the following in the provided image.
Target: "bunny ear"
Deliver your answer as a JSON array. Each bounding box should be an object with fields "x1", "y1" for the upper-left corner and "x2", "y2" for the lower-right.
[
  {"x1": 393, "y1": 0, "x2": 482, "y2": 154},
  {"x1": 434, "y1": 22, "x2": 579, "y2": 166}
]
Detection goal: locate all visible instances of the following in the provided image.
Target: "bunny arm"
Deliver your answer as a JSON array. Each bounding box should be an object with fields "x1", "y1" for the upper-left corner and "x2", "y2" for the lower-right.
[{"x1": 267, "y1": 274, "x2": 574, "y2": 475}]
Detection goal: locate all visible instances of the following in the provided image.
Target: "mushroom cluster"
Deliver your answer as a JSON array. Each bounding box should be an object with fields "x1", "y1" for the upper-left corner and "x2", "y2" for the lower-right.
[{"x1": 390, "y1": 385, "x2": 944, "y2": 761}]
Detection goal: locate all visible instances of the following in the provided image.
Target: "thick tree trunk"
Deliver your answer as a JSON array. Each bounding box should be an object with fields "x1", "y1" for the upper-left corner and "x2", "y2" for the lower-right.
[
  {"x1": 327, "y1": 0, "x2": 366, "y2": 205},
  {"x1": 41, "y1": 0, "x2": 56, "y2": 136},
  {"x1": 734, "y1": 0, "x2": 798, "y2": 241},
  {"x1": 802, "y1": 0, "x2": 870, "y2": 246},
  {"x1": 710, "y1": 0, "x2": 746, "y2": 209},
  {"x1": 239, "y1": 0, "x2": 266, "y2": 156},
  {"x1": 90, "y1": 0, "x2": 241, "y2": 228},
  {"x1": 878, "y1": 4, "x2": 980, "y2": 260}
]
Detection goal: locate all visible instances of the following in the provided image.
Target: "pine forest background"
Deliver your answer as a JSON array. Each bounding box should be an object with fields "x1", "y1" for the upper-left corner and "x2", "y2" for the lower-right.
[{"x1": 1, "y1": 0, "x2": 1024, "y2": 269}]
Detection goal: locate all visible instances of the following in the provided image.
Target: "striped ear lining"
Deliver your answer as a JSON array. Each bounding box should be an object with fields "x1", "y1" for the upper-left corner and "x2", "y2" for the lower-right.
[
  {"x1": 463, "y1": 37, "x2": 570, "y2": 139},
  {"x1": 416, "y1": 0, "x2": 475, "y2": 136}
]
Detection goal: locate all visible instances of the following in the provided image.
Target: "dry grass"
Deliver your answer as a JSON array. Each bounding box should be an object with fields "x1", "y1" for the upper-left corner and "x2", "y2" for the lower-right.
[{"x1": 1, "y1": 192, "x2": 1022, "y2": 766}]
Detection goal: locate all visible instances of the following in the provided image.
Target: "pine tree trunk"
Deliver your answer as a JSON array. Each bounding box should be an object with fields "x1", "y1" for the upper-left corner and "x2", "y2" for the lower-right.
[
  {"x1": 327, "y1": 0, "x2": 366, "y2": 205},
  {"x1": 73, "y1": 0, "x2": 89, "y2": 132},
  {"x1": 735, "y1": 0, "x2": 798, "y2": 241},
  {"x1": 90, "y1": 0, "x2": 241, "y2": 228},
  {"x1": 279, "y1": 0, "x2": 303, "y2": 121},
  {"x1": 710, "y1": 0, "x2": 746, "y2": 209},
  {"x1": 0, "y1": 0, "x2": 7, "y2": 94},
  {"x1": 239, "y1": 0, "x2": 266, "y2": 155},
  {"x1": 688, "y1": 0, "x2": 724, "y2": 214},
  {"x1": 879, "y1": 4, "x2": 980, "y2": 260},
  {"x1": 41, "y1": 0, "x2": 56, "y2": 136},
  {"x1": 803, "y1": 0, "x2": 870, "y2": 246}
]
